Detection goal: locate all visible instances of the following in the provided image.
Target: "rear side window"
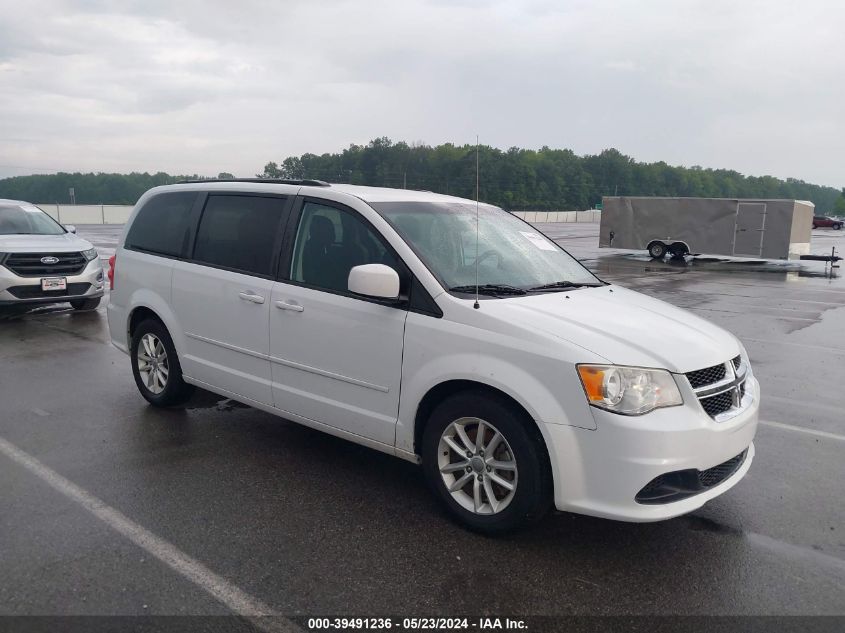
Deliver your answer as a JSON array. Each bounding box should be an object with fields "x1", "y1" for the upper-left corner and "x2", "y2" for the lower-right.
[
  {"x1": 192, "y1": 195, "x2": 286, "y2": 277},
  {"x1": 125, "y1": 192, "x2": 197, "y2": 257}
]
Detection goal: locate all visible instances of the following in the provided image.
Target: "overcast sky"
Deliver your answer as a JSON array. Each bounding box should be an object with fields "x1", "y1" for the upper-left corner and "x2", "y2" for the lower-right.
[{"x1": 0, "y1": 0, "x2": 842, "y2": 187}]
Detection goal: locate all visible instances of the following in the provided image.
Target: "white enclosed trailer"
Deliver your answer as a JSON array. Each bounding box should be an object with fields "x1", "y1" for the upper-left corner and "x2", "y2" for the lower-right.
[{"x1": 599, "y1": 197, "x2": 814, "y2": 259}]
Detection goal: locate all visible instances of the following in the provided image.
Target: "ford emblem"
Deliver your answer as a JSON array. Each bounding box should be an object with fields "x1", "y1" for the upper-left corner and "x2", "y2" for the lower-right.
[{"x1": 40, "y1": 256, "x2": 60, "y2": 265}]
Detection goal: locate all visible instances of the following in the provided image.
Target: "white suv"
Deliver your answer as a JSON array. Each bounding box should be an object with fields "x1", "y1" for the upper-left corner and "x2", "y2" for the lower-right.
[
  {"x1": 108, "y1": 180, "x2": 759, "y2": 533},
  {"x1": 0, "y1": 199, "x2": 104, "y2": 311}
]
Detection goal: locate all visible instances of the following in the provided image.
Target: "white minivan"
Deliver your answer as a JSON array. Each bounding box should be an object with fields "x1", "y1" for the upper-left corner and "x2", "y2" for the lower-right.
[{"x1": 108, "y1": 180, "x2": 759, "y2": 533}]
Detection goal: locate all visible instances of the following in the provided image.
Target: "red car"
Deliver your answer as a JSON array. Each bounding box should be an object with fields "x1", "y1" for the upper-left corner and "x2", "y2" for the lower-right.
[{"x1": 813, "y1": 215, "x2": 843, "y2": 230}]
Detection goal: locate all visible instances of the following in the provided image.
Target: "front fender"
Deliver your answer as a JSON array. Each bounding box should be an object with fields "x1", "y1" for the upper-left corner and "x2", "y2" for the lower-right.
[{"x1": 396, "y1": 313, "x2": 598, "y2": 455}]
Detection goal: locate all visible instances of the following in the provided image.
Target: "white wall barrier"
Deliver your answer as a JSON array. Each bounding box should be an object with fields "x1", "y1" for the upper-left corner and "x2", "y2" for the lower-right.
[
  {"x1": 511, "y1": 210, "x2": 599, "y2": 223},
  {"x1": 37, "y1": 204, "x2": 134, "y2": 225}
]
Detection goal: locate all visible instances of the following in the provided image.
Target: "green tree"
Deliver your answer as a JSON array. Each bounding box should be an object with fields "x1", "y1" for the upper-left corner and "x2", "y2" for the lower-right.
[
  {"x1": 833, "y1": 189, "x2": 845, "y2": 217},
  {"x1": 2, "y1": 142, "x2": 842, "y2": 211}
]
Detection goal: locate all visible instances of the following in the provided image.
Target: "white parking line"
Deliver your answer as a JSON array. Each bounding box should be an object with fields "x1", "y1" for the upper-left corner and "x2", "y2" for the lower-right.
[
  {"x1": 760, "y1": 420, "x2": 845, "y2": 442},
  {"x1": 0, "y1": 436, "x2": 298, "y2": 632}
]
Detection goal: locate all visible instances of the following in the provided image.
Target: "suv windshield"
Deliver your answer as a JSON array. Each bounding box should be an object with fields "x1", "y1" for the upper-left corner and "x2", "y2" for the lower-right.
[
  {"x1": 373, "y1": 201, "x2": 601, "y2": 293},
  {"x1": 0, "y1": 203, "x2": 66, "y2": 236}
]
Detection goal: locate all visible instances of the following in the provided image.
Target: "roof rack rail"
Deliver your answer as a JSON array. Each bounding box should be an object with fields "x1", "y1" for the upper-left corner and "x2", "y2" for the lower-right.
[{"x1": 175, "y1": 178, "x2": 331, "y2": 187}]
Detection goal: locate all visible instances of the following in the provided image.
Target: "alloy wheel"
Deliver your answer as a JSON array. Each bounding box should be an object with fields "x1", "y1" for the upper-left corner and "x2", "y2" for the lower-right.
[
  {"x1": 437, "y1": 417, "x2": 518, "y2": 515},
  {"x1": 137, "y1": 333, "x2": 169, "y2": 395}
]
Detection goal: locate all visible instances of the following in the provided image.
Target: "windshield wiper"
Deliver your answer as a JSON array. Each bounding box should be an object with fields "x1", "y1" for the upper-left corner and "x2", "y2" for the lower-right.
[
  {"x1": 528, "y1": 280, "x2": 604, "y2": 292},
  {"x1": 449, "y1": 284, "x2": 528, "y2": 296}
]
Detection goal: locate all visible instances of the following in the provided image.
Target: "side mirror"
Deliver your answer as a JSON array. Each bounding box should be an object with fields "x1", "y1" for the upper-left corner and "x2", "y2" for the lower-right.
[
  {"x1": 348, "y1": 264, "x2": 400, "y2": 300},
  {"x1": 65, "y1": 225, "x2": 77, "y2": 234}
]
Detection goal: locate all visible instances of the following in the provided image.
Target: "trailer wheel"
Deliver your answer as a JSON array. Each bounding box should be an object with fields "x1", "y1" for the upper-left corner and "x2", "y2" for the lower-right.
[
  {"x1": 648, "y1": 242, "x2": 667, "y2": 259},
  {"x1": 669, "y1": 243, "x2": 689, "y2": 259}
]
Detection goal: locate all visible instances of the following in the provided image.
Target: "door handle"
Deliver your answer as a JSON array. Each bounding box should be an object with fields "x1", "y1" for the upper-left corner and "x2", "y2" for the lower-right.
[
  {"x1": 238, "y1": 291, "x2": 265, "y2": 304},
  {"x1": 275, "y1": 300, "x2": 304, "y2": 312}
]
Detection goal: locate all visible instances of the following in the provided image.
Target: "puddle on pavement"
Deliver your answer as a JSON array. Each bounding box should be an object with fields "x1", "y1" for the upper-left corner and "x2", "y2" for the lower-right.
[
  {"x1": 187, "y1": 392, "x2": 251, "y2": 412},
  {"x1": 588, "y1": 253, "x2": 841, "y2": 281}
]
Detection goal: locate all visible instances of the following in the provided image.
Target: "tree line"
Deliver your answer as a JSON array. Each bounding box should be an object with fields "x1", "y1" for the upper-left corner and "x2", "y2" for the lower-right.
[
  {"x1": 259, "y1": 138, "x2": 844, "y2": 214},
  {"x1": 0, "y1": 171, "x2": 226, "y2": 206},
  {"x1": 1, "y1": 138, "x2": 842, "y2": 214}
]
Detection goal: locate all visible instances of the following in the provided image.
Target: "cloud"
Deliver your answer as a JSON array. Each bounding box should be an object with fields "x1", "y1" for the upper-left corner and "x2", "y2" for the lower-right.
[{"x1": 0, "y1": 0, "x2": 842, "y2": 188}]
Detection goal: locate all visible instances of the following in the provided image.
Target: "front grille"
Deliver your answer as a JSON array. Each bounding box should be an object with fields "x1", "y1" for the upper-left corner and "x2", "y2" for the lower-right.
[
  {"x1": 636, "y1": 449, "x2": 748, "y2": 504},
  {"x1": 686, "y1": 355, "x2": 749, "y2": 420},
  {"x1": 685, "y1": 363, "x2": 726, "y2": 389},
  {"x1": 700, "y1": 390, "x2": 735, "y2": 417},
  {"x1": 6, "y1": 283, "x2": 91, "y2": 299},
  {"x1": 3, "y1": 252, "x2": 87, "y2": 277}
]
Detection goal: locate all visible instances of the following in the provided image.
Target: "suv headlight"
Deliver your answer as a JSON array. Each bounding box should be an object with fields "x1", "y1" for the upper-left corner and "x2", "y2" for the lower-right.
[
  {"x1": 82, "y1": 248, "x2": 98, "y2": 261},
  {"x1": 577, "y1": 365, "x2": 683, "y2": 416}
]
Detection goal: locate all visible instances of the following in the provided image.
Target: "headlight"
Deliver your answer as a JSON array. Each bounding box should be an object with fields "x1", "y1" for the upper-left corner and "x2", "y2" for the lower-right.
[
  {"x1": 577, "y1": 365, "x2": 683, "y2": 415},
  {"x1": 82, "y1": 248, "x2": 98, "y2": 261}
]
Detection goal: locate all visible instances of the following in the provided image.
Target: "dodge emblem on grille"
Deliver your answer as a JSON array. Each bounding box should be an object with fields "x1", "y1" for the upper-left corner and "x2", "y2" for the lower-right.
[
  {"x1": 40, "y1": 256, "x2": 60, "y2": 264},
  {"x1": 732, "y1": 386, "x2": 742, "y2": 408}
]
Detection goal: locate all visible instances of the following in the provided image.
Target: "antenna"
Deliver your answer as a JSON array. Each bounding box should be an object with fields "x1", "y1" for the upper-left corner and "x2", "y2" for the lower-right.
[{"x1": 474, "y1": 136, "x2": 480, "y2": 309}]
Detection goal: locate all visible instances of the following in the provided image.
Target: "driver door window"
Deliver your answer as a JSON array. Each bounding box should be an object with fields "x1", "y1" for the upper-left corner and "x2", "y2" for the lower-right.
[{"x1": 290, "y1": 201, "x2": 398, "y2": 293}]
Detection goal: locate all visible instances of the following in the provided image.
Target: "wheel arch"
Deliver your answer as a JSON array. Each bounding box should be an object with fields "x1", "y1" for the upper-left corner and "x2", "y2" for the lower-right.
[
  {"x1": 413, "y1": 379, "x2": 544, "y2": 457},
  {"x1": 124, "y1": 291, "x2": 185, "y2": 355},
  {"x1": 129, "y1": 305, "x2": 163, "y2": 338},
  {"x1": 668, "y1": 241, "x2": 690, "y2": 255}
]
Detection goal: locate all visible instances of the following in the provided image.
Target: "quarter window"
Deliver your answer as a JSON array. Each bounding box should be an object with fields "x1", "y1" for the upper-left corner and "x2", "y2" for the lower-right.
[
  {"x1": 193, "y1": 195, "x2": 286, "y2": 276},
  {"x1": 125, "y1": 192, "x2": 197, "y2": 257},
  {"x1": 290, "y1": 202, "x2": 398, "y2": 293}
]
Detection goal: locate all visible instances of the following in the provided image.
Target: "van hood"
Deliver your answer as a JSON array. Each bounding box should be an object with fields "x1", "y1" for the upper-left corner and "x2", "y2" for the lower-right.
[
  {"x1": 0, "y1": 232, "x2": 93, "y2": 253},
  {"x1": 486, "y1": 285, "x2": 740, "y2": 374}
]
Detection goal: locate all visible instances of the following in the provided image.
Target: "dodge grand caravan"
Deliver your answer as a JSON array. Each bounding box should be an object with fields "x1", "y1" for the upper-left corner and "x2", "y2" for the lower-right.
[
  {"x1": 108, "y1": 180, "x2": 759, "y2": 533},
  {"x1": 1, "y1": 199, "x2": 104, "y2": 310}
]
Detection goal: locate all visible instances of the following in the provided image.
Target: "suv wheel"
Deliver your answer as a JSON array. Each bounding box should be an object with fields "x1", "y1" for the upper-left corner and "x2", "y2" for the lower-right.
[
  {"x1": 834, "y1": 223, "x2": 842, "y2": 230},
  {"x1": 130, "y1": 319, "x2": 194, "y2": 407},
  {"x1": 422, "y1": 391, "x2": 552, "y2": 534},
  {"x1": 70, "y1": 298, "x2": 100, "y2": 311}
]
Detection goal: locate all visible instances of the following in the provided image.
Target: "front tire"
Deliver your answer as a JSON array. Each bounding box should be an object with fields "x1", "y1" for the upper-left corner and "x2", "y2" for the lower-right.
[
  {"x1": 422, "y1": 391, "x2": 552, "y2": 534},
  {"x1": 130, "y1": 318, "x2": 194, "y2": 407},
  {"x1": 834, "y1": 223, "x2": 842, "y2": 230}
]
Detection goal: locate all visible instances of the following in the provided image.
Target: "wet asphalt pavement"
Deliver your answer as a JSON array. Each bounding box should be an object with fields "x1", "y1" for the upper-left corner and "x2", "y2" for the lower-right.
[{"x1": 0, "y1": 224, "x2": 843, "y2": 619}]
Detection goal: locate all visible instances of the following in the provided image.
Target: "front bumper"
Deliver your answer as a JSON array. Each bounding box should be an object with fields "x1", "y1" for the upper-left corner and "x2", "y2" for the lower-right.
[
  {"x1": 0, "y1": 257, "x2": 105, "y2": 306},
  {"x1": 544, "y1": 374, "x2": 760, "y2": 522}
]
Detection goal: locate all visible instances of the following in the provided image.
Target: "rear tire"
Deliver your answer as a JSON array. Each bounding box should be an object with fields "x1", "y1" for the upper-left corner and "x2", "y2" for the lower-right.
[
  {"x1": 130, "y1": 318, "x2": 194, "y2": 407},
  {"x1": 648, "y1": 241, "x2": 667, "y2": 259},
  {"x1": 421, "y1": 390, "x2": 552, "y2": 534},
  {"x1": 70, "y1": 297, "x2": 100, "y2": 311}
]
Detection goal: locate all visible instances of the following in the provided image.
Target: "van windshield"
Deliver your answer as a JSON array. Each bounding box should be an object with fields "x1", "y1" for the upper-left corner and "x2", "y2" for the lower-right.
[
  {"x1": 0, "y1": 203, "x2": 66, "y2": 236},
  {"x1": 372, "y1": 201, "x2": 601, "y2": 294}
]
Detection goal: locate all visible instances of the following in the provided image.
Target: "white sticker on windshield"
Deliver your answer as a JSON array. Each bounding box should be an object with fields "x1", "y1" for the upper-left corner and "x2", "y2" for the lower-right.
[{"x1": 519, "y1": 231, "x2": 556, "y2": 251}]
